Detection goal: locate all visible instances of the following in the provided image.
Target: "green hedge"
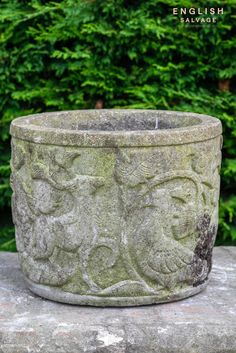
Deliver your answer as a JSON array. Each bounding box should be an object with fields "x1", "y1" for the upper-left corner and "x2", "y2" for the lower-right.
[{"x1": 0, "y1": 0, "x2": 236, "y2": 250}]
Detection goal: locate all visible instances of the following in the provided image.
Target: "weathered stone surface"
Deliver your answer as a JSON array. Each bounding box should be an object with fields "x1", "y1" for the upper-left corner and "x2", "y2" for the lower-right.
[
  {"x1": 0, "y1": 247, "x2": 236, "y2": 353},
  {"x1": 10, "y1": 110, "x2": 222, "y2": 305}
]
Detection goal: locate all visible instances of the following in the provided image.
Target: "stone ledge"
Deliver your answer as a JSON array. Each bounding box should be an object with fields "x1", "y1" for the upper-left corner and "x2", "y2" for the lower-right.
[{"x1": 0, "y1": 247, "x2": 236, "y2": 353}]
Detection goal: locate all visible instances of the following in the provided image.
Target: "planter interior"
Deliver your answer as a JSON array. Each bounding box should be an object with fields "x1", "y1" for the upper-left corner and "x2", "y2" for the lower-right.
[{"x1": 27, "y1": 110, "x2": 201, "y2": 130}]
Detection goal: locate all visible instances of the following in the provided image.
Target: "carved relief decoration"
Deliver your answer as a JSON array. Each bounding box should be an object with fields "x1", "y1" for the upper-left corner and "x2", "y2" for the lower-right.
[{"x1": 11, "y1": 136, "x2": 221, "y2": 297}]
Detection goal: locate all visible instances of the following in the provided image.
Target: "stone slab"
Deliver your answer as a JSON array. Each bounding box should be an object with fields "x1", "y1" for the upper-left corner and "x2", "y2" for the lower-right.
[{"x1": 0, "y1": 246, "x2": 236, "y2": 353}]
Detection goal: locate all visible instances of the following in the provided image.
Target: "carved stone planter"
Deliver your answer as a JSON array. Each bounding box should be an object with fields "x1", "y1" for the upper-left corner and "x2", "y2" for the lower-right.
[{"x1": 10, "y1": 110, "x2": 222, "y2": 306}]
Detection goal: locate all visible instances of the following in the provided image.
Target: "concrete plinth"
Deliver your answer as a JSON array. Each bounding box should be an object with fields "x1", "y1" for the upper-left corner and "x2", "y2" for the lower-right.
[{"x1": 0, "y1": 247, "x2": 236, "y2": 353}]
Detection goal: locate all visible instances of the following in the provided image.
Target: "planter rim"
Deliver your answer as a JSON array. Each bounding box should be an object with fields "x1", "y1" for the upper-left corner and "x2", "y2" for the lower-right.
[{"x1": 10, "y1": 109, "x2": 222, "y2": 147}]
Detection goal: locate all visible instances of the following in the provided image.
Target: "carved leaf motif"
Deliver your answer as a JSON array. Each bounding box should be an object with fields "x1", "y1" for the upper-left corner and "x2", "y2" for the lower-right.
[
  {"x1": 20, "y1": 247, "x2": 79, "y2": 286},
  {"x1": 11, "y1": 141, "x2": 26, "y2": 170},
  {"x1": 115, "y1": 150, "x2": 155, "y2": 187}
]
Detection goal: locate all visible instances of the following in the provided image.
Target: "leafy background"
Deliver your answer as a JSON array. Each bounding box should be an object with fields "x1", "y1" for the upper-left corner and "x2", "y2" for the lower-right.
[{"x1": 0, "y1": 0, "x2": 235, "y2": 251}]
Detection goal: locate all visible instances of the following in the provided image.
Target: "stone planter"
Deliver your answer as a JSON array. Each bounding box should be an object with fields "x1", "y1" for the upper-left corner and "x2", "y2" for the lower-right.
[{"x1": 10, "y1": 110, "x2": 222, "y2": 306}]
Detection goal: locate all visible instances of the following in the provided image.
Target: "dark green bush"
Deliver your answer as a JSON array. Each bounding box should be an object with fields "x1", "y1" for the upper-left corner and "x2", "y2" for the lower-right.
[{"x1": 0, "y1": 0, "x2": 236, "y2": 250}]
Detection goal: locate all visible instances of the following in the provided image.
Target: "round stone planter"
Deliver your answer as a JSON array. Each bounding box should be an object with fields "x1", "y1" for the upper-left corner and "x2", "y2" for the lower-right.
[{"x1": 10, "y1": 110, "x2": 222, "y2": 306}]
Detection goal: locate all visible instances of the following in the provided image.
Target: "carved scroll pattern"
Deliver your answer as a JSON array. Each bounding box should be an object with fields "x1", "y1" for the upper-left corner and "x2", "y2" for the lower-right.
[
  {"x1": 11, "y1": 136, "x2": 221, "y2": 296},
  {"x1": 113, "y1": 143, "x2": 221, "y2": 292}
]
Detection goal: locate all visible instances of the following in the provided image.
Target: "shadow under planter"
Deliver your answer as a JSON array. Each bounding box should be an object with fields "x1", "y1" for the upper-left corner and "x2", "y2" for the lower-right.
[{"x1": 10, "y1": 109, "x2": 222, "y2": 306}]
